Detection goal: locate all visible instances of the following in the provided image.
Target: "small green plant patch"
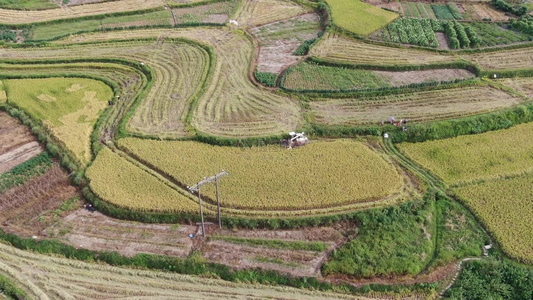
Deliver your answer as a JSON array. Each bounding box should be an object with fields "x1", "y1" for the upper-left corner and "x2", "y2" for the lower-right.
[
  {"x1": 323, "y1": 193, "x2": 435, "y2": 278},
  {"x1": 211, "y1": 236, "x2": 327, "y2": 252},
  {"x1": 0, "y1": 152, "x2": 52, "y2": 192},
  {"x1": 431, "y1": 5, "x2": 455, "y2": 20},
  {"x1": 254, "y1": 71, "x2": 278, "y2": 87},
  {"x1": 0, "y1": 0, "x2": 57, "y2": 10}
]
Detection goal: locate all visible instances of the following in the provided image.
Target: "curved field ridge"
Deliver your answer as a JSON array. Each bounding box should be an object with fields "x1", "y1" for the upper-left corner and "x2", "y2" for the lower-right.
[
  {"x1": 5, "y1": 77, "x2": 112, "y2": 164},
  {"x1": 397, "y1": 122, "x2": 533, "y2": 186},
  {"x1": 118, "y1": 138, "x2": 404, "y2": 210},
  {"x1": 55, "y1": 28, "x2": 302, "y2": 137},
  {"x1": 453, "y1": 176, "x2": 533, "y2": 264},
  {"x1": 0, "y1": 243, "x2": 362, "y2": 299},
  {"x1": 310, "y1": 85, "x2": 522, "y2": 125},
  {"x1": 0, "y1": 0, "x2": 165, "y2": 24}
]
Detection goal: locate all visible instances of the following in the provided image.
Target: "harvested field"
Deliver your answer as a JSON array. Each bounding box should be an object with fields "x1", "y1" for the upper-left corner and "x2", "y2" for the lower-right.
[
  {"x1": 0, "y1": 0, "x2": 165, "y2": 24},
  {"x1": 118, "y1": 138, "x2": 404, "y2": 211},
  {"x1": 0, "y1": 242, "x2": 368, "y2": 300},
  {"x1": 310, "y1": 32, "x2": 454, "y2": 66},
  {"x1": 47, "y1": 209, "x2": 196, "y2": 258},
  {"x1": 461, "y1": 47, "x2": 533, "y2": 70},
  {"x1": 312, "y1": 33, "x2": 533, "y2": 71},
  {"x1": 0, "y1": 164, "x2": 78, "y2": 237},
  {"x1": 374, "y1": 69, "x2": 475, "y2": 86},
  {"x1": 460, "y1": 3, "x2": 509, "y2": 22},
  {"x1": 53, "y1": 29, "x2": 302, "y2": 137},
  {"x1": 251, "y1": 13, "x2": 321, "y2": 74},
  {"x1": 499, "y1": 77, "x2": 533, "y2": 98},
  {"x1": 236, "y1": 0, "x2": 312, "y2": 27},
  {"x1": 0, "y1": 112, "x2": 43, "y2": 174},
  {"x1": 397, "y1": 121, "x2": 533, "y2": 186},
  {"x1": 172, "y1": 0, "x2": 238, "y2": 25},
  {"x1": 310, "y1": 85, "x2": 521, "y2": 125}
]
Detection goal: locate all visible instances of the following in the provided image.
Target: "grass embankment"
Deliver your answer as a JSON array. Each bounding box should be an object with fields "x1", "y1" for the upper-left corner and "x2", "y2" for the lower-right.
[
  {"x1": 0, "y1": 0, "x2": 57, "y2": 10},
  {"x1": 5, "y1": 78, "x2": 113, "y2": 165},
  {"x1": 325, "y1": 0, "x2": 398, "y2": 36},
  {"x1": 211, "y1": 236, "x2": 327, "y2": 252},
  {"x1": 118, "y1": 138, "x2": 404, "y2": 211}
]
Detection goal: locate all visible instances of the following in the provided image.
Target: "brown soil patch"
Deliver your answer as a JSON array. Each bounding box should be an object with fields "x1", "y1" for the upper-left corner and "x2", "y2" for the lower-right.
[
  {"x1": 202, "y1": 13, "x2": 228, "y2": 23},
  {"x1": 46, "y1": 209, "x2": 196, "y2": 258},
  {"x1": 463, "y1": 4, "x2": 509, "y2": 22},
  {"x1": 436, "y1": 32, "x2": 449, "y2": 50},
  {"x1": 0, "y1": 112, "x2": 43, "y2": 173},
  {"x1": 374, "y1": 69, "x2": 475, "y2": 86},
  {"x1": 0, "y1": 112, "x2": 37, "y2": 155},
  {"x1": 363, "y1": 0, "x2": 402, "y2": 13},
  {"x1": 0, "y1": 164, "x2": 78, "y2": 237},
  {"x1": 0, "y1": 141, "x2": 42, "y2": 174},
  {"x1": 251, "y1": 13, "x2": 321, "y2": 74}
]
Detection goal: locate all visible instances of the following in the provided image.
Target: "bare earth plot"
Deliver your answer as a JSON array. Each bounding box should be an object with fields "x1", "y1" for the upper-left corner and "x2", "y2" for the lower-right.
[
  {"x1": 46, "y1": 210, "x2": 196, "y2": 258},
  {"x1": 459, "y1": 3, "x2": 509, "y2": 22},
  {"x1": 0, "y1": 112, "x2": 43, "y2": 174},
  {"x1": 251, "y1": 13, "x2": 321, "y2": 74},
  {"x1": 0, "y1": 242, "x2": 369, "y2": 300},
  {"x1": 374, "y1": 69, "x2": 475, "y2": 86},
  {"x1": 310, "y1": 85, "x2": 523, "y2": 125},
  {"x1": 0, "y1": 164, "x2": 78, "y2": 237}
]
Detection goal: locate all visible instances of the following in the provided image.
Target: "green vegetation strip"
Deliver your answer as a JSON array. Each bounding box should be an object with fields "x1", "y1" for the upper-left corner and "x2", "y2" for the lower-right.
[
  {"x1": 0, "y1": 152, "x2": 52, "y2": 192},
  {"x1": 211, "y1": 236, "x2": 327, "y2": 252},
  {"x1": 0, "y1": 273, "x2": 27, "y2": 300}
]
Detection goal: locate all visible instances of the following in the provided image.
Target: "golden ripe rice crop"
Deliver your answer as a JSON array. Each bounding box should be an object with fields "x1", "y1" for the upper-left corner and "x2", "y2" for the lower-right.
[
  {"x1": 453, "y1": 175, "x2": 533, "y2": 264},
  {"x1": 326, "y1": 0, "x2": 398, "y2": 36},
  {"x1": 86, "y1": 148, "x2": 197, "y2": 213},
  {"x1": 397, "y1": 122, "x2": 533, "y2": 185},
  {"x1": 5, "y1": 78, "x2": 112, "y2": 165},
  {"x1": 118, "y1": 138, "x2": 404, "y2": 210}
]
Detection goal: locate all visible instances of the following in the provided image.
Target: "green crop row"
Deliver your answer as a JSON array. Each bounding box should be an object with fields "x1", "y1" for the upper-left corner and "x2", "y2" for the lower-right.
[
  {"x1": 0, "y1": 152, "x2": 52, "y2": 192},
  {"x1": 0, "y1": 273, "x2": 27, "y2": 300},
  {"x1": 210, "y1": 236, "x2": 327, "y2": 252}
]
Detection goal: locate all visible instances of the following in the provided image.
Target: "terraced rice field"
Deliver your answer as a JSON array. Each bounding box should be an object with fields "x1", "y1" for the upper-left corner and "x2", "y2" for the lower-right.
[
  {"x1": 453, "y1": 175, "x2": 533, "y2": 264},
  {"x1": 282, "y1": 62, "x2": 475, "y2": 91},
  {"x1": 86, "y1": 147, "x2": 198, "y2": 212},
  {"x1": 55, "y1": 28, "x2": 302, "y2": 137},
  {"x1": 310, "y1": 32, "x2": 454, "y2": 65},
  {"x1": 118, "y1": 138, "x2": 404, "y2": 211},
  {"x1": 397, "y1": 121, "x2": 533, "y2": 186},
  {"x1": 4, "y1": 78, "x2": 112, "y2": 164},
  {"x1": 0, "y1": 242, "x2": 362, "y2": 300},
  {"x1": 0, "y1": 0, "x2": 166, "y2": 24},
  {"x1": 326, "y1": 0, "x2": 398, "y2": 36},
  {"x1": 236, "y1": 0, "x2": 312, "y2": 27},
  {"x1": 310, "y1": 85, "x2": 522, "y2": 125},
  {"x1": 311, "y1": 33, "x2": 533, "y2": 71}
]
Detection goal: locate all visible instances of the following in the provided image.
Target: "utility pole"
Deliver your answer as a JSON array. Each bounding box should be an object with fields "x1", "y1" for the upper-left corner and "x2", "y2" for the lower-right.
[
  {"x1": 187, "y1": 170, "x2": 229, "y2": 235},
  {"x1": 197, "y1": 184, "x2": 206, "y2": 237},
  {"x1": 215, "y1": 175, "x2": 221, "y2": 228}
]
